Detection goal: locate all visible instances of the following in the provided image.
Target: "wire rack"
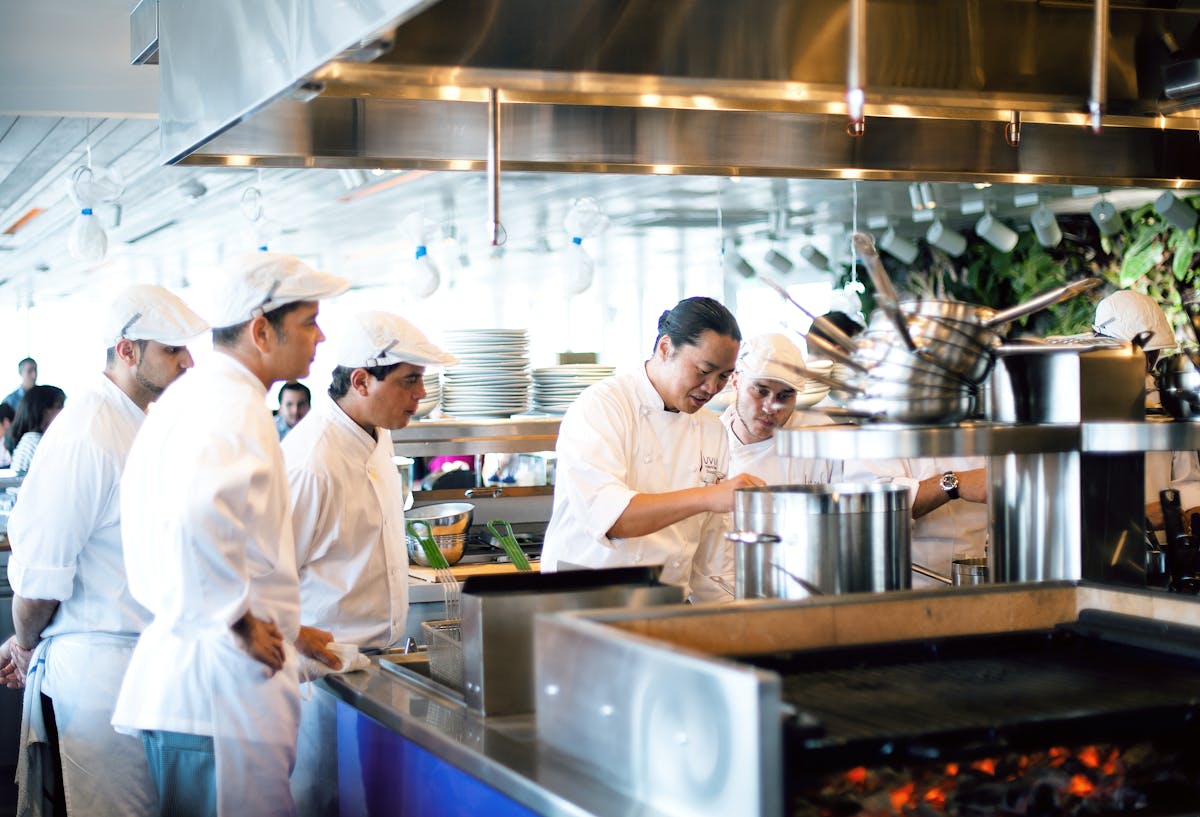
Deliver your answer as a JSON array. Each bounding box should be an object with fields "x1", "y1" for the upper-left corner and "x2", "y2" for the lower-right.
[{"x1": 422, "y1": 619, "x2": 463, "y2": 690}]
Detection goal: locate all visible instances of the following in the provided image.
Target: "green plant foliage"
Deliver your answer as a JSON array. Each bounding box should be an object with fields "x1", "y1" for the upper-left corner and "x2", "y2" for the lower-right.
[{"x1": 833, "y1": 195, "x2": 1200, "y2": 338}]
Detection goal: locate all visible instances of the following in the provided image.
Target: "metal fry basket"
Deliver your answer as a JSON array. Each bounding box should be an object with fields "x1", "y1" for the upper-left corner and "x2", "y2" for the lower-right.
[{"x1": 422, "y1": 619, "x2": 463, "y2": 689}]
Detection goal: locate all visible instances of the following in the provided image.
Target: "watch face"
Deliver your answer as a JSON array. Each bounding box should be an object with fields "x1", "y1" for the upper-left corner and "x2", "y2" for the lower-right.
[{"x1": 941, "y1": 472, "x2": 959, "y2": 492}]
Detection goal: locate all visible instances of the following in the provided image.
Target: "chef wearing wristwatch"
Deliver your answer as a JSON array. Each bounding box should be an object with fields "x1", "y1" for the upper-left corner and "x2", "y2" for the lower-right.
[{"x1": 847, "y1": 457, "x2": 988, "y2": 589}]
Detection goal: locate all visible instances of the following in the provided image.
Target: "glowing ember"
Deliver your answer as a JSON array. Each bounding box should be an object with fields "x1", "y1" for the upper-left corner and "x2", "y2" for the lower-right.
[{"x1": 800, "y1": 741, "x2": 1200, "y2": 817}]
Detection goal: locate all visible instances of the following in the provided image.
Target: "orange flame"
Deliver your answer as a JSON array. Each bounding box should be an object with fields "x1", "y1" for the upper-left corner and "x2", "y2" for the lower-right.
[
  {"x1": 844, "y1": 766, "x2": 868, "y2": 785},
  {"x1": 1078, "y1": 746, "x2": 1101, "y2": 768},
  {"x1": 889, "y1": 781, "x2": 915, "y2": 811},
  {"x1": 944, "y1": 762, "x2": 959, "y2": 776},
  {"x1": 970, "y1": 757, "x2": 996, "y2": 776},
  {"x1": 1067, "y1": 774, "x2": 1095, "y2": 797}
]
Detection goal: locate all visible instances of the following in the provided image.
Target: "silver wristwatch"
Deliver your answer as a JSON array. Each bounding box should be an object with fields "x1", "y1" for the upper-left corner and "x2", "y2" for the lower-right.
[{"x1": 940, "y1": 471, "x2": 960, "y2": 500}]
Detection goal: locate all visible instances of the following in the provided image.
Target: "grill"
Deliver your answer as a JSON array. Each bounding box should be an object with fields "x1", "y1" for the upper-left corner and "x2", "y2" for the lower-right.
[
  {"x1": 535, "y1": 584, "x2": 1200, "y2": 817},
  {"x1": 455, "y1": 522, "x2": 544, "y2": 565}
]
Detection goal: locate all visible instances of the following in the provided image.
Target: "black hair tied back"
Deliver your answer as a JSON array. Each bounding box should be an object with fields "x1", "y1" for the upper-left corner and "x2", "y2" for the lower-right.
[{"x1": 653, "y1": 296, "x2": 741, "y2": 355}]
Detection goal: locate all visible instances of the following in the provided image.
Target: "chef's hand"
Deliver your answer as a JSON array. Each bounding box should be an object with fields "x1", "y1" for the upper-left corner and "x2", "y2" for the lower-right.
[
  {"x1": 0, "y1": 636, "x2": 26, "y2": 689},
  {"x1": 233, "y1": 611, "x2": 286, "y2": 676},
  {"x1": 708, "y1": 472, "x2": 766, "y2": 513},
  {"x1": 295, "y1": 625, "x2": 342, "y2": 671}
]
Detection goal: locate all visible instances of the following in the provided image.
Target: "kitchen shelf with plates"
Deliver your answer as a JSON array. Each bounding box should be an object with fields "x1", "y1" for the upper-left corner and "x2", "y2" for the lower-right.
[
  {"x1": 439, "y1": 328, "x2": 531, "y2": 418},
  {"x1": 531, "y1": 364, "x2": 614, "y2": 414}
]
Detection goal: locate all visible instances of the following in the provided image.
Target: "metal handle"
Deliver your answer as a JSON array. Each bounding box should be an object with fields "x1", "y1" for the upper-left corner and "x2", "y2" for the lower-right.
[
  {"x1": 853, "y1": 232, "x2": 917, "y2": 353},
  {"x1": 466, "y1": 486, "x2": 503, "y2": 498},
  {"x1": 725, "y1": 530, "x2": 781, "y2": 546},
  {"x1": 778, "y1": 361, "x2": 864, "y2": 395},
  {"x1": 983, "y1": 277, "x2": 1102, "y2": 329},
  {"x1": 768, "y1": 561, "x2": 824, "y2": 596},
  {"x1": 760, "y1": 274, "x2": 859, "y2": 353},
  {"x1": 912, "y1": 562, "x2": 953, "y2": 585},
  {"x1": 708, "y1": 574, "x2": 737, "y2": 598}
]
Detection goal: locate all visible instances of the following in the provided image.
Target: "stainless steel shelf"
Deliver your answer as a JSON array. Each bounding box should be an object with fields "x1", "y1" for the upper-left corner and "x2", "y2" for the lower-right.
[
  {"x1": 776, "y1": 418, "x2": 1200, "y2": 460},
  {"x1": 391, "y1": 417, "x2": 561, "y2": 457}
]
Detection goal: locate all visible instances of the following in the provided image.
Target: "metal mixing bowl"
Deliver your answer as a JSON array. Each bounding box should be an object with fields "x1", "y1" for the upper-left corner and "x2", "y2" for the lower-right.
[{"x1": 405, "y1": 502, "x2": 474, "y2": 566}]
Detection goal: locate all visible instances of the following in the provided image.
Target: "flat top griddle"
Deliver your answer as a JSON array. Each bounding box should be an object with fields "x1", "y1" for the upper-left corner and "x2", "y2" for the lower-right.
[{"x1": 743, "y1": 610, "x2": 1200, "y2": 771}]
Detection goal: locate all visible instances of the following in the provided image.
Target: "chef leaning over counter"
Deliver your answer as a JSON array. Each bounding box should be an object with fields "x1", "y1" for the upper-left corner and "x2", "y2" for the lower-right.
[
  {"x1": 2, "y1": 285, "x2": 209, "y2": 817},
  {"x1": 111, "y1": 253, "x2": 349, "y2": 817},
  {"x1": 541, "y1": 296, "x2": 766, "y2": 602},
  {"x1": 283, "y1": 310, "x2": 456, "y2": 817}
]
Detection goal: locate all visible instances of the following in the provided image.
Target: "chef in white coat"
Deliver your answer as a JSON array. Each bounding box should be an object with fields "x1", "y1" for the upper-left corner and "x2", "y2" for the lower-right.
[
  {"x1": 541, "y1": 296, "x2": 765, "y2": 602},
  {"x1": 284, "y1": 310, "x2": 456, "y2": 817},
  {"x1": 1087, "y1": 290, "x2": 1200, "y2": 526},
  {"x1": 720, "y1": 332, "x2": 842, "y2": 485},
  {"x1": 852, "y1": 457, "x2": 988, "y2": 588},
  {"x1": 112, "y1": 253, "x2": 349, "y2": 817},
  {"x1": 2, "y1": 285, "x2": 208, "y2": 817}
]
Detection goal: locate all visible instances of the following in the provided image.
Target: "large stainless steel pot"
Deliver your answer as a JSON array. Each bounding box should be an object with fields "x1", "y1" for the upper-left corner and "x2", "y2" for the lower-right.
[{"x1": 732, "y1": 484, "x2": 911, "y2": 599}]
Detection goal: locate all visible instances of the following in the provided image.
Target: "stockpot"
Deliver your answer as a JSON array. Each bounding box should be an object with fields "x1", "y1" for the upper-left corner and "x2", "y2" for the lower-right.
[{"x1": 732, "y1": 484, "x2": 911, "y2": 599}]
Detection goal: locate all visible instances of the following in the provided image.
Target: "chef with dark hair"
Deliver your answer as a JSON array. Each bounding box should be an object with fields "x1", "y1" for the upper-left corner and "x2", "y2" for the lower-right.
[{"x1": 542, "y1": 296, "x2": 765, "y2": 602}]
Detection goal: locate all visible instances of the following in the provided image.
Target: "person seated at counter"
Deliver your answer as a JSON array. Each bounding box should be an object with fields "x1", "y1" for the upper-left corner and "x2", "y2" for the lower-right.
[
  {"x1": 540, "y1": 296, "x2": 766, "y2": 603},
  {"x1": 3, "y1": 357, "x2": 37, "y2": 412},
  {"x1": 275, "y1": 380, "x2": 311, "y2": 440},
  {"x1": 1, "y1": 285, "x2": 208, "y2": 817},
  {"x1": 283, "y1": 310, "x2": 456, "y2": 817},
  {"x1": 6, "y1": 384, "x2": 66, "y2": 475},
  {"x1": 1087, "y1": 290, "x2": 1200, "y2": 528},
  {"x1": 721, "y1": 332, "x2": 841, "y2": 484}
]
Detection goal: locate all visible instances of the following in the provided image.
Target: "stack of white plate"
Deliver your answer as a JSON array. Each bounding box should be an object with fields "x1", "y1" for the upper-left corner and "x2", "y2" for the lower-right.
[
  {"x1": 531, "y1": 364, "x2": 615, "y2": 413},
  {"x1": 414, "y1": 373, "x2": 441, "y2": 419},
  {"x1": 440, "y1": 329, "x2": 531, "y2": 417}
]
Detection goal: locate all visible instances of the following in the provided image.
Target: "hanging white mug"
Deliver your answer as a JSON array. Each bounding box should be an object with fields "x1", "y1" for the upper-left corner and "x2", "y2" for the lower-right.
[{"x1": 975, "y1": 213, "x2": 1018, "y2": 252}]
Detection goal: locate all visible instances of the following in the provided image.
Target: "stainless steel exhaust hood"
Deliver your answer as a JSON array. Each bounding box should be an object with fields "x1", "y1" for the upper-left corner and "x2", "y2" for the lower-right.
[{"x1": 155, "y1": 0, "x2": 1200, "y2": 187}]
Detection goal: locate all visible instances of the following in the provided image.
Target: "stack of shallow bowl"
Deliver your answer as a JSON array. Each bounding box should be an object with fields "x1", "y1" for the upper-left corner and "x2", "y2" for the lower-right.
[
  {"x1": 531, "y1": 364, "x2": 615, "y2": 414},
  {"x1": 840, "y1": 306, "x2": 1000, "y2": 424}
]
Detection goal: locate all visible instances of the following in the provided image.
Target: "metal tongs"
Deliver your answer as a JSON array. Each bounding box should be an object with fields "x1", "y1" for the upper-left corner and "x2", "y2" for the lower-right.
[
  {"x1": 407, "y1": 519, "x2": 461, "y2": 618},
  {"x1": 852, "y1": 232, "x2": 918, "y2": 352},
  {"x1": 486, "y1": 519, "x2": 533, "y2": 571}
]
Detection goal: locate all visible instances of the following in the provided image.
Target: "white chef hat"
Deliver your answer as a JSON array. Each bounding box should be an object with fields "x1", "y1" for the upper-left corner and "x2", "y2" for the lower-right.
[
  {"x1": 737, "y1": 332, "x2": 806, "y2": 391},
  {"x1": 332, "y1": 310, "x2": 458, "y2": 369},
  {"x1": 1093, "y1": 290, "x2": 1177, "y2": 351},
  {"x1": 104, "y1": 284, "x2": 210, "y2": 347},
  {"x1": 204, "y1": 252, "x2": 351, "y2": 329}
]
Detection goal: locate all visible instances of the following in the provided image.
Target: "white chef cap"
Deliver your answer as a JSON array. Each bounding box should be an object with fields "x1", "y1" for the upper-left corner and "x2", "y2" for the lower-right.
[
  {"x1": 737, "y1": 332, "x2": 806, "y2": 391},
  {"x1": 203, "y1": 252, "x2": 350, "y2": 329},
  {"x1": 331, "y1": 311, "x2": 458, "y2": 369},
  {"x1": 1093, "y1": 290, "x2": 1177, "y2": 352},
  {"x1": 104, "y1": 284, "x2": 210, "y2": 347}
]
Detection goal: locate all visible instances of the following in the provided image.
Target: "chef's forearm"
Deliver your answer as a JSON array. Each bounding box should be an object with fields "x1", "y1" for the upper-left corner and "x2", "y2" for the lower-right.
[
  {"x1": 607, "y1": 488, "x2": 714, "y2": 539},
  {"x1": 911, "y1": 477, "x2": 951, "y2": 520},
  {"x1": 13, "y1": 595, "x2": 59, "y2": 649}
]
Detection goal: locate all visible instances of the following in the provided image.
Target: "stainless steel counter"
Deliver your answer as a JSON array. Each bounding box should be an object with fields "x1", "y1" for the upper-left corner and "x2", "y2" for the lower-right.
[{"x1": 321, "y1": 662, "x2": 670, "y2": 817}]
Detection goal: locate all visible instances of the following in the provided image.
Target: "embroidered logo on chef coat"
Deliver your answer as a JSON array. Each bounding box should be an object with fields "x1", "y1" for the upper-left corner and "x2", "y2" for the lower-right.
[{"x1": 700, "y1": 454, "x2": 725, "y2": 485}]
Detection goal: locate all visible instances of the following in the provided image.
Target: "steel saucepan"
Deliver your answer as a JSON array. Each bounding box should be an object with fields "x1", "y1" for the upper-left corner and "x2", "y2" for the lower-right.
[
  {"x1": 898, "y1": 277, "x2": 1102, "y2": 331},
  {"x1": 856, "y1": 327, "x2": 996, "y2": 384},
  {"x1": 844, "y1": 391, "x2": 975, "y2": 424},
  {"x1": 1156, "y1": 354, "x2": 1200, "y2": 421}
]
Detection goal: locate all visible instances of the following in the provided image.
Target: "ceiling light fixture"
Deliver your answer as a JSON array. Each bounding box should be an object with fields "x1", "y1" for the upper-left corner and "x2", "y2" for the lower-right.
[
  {"x1": 975, "y1": 213, "x2": 1018, "y2": 252},
  {"x1": 799, "y1": 244, "x2": 830, "y2": 271},
  {"x1": 919, "y1": 182, "x2": 937, "y2": 210},
  {"x1": 1154, "y1": 191, "x2": 1198, "y2": 232},
  {"x1": 926, "y1": 220, "x2": 966, "y2": 257},
  {"x1": 1090, "y1": 199, "x2": 1124, "y2": 236},
  {"x1": 725, "y1": 249, "x2": 757, "y2": 279},
  {"x1": 1031, "y1": 206, "x2": 1063, "y2": 247},
  {"x1": 763, "y1": 248, "x2": 795, "y2": 275},
  {"x1": 878, "y1": 227, "x2": 919, "y2": 264},
  {"x1": 908, "y1": 183, "x2": 924, "y2": 212}
]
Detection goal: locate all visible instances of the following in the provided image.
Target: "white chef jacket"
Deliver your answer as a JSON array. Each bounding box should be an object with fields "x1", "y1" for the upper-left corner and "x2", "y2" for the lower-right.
[
  {"x1": 7, "y1": 373, "x2": 156, "y2": 816},
  {"x1": 851, "y1": 456, "x2": 988, "y2": 589},
  {"x1": 113, "y1": 353, "x2": 301, "y2": 817},
  {"x1": 283, "y1": 398, "x2": 408, "y2": 649},
  {"x1": 719, "y1": 406, "x2": 842, "y2": 485},
  {"x1": 541, "y1": 365, "x2": 732, "y2": 602}
]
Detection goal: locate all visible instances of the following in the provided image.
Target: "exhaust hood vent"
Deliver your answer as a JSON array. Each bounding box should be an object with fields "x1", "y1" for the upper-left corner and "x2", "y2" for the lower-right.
[{"x1": 152, "y1": 0, "x2": 1200, "y2": 187}]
